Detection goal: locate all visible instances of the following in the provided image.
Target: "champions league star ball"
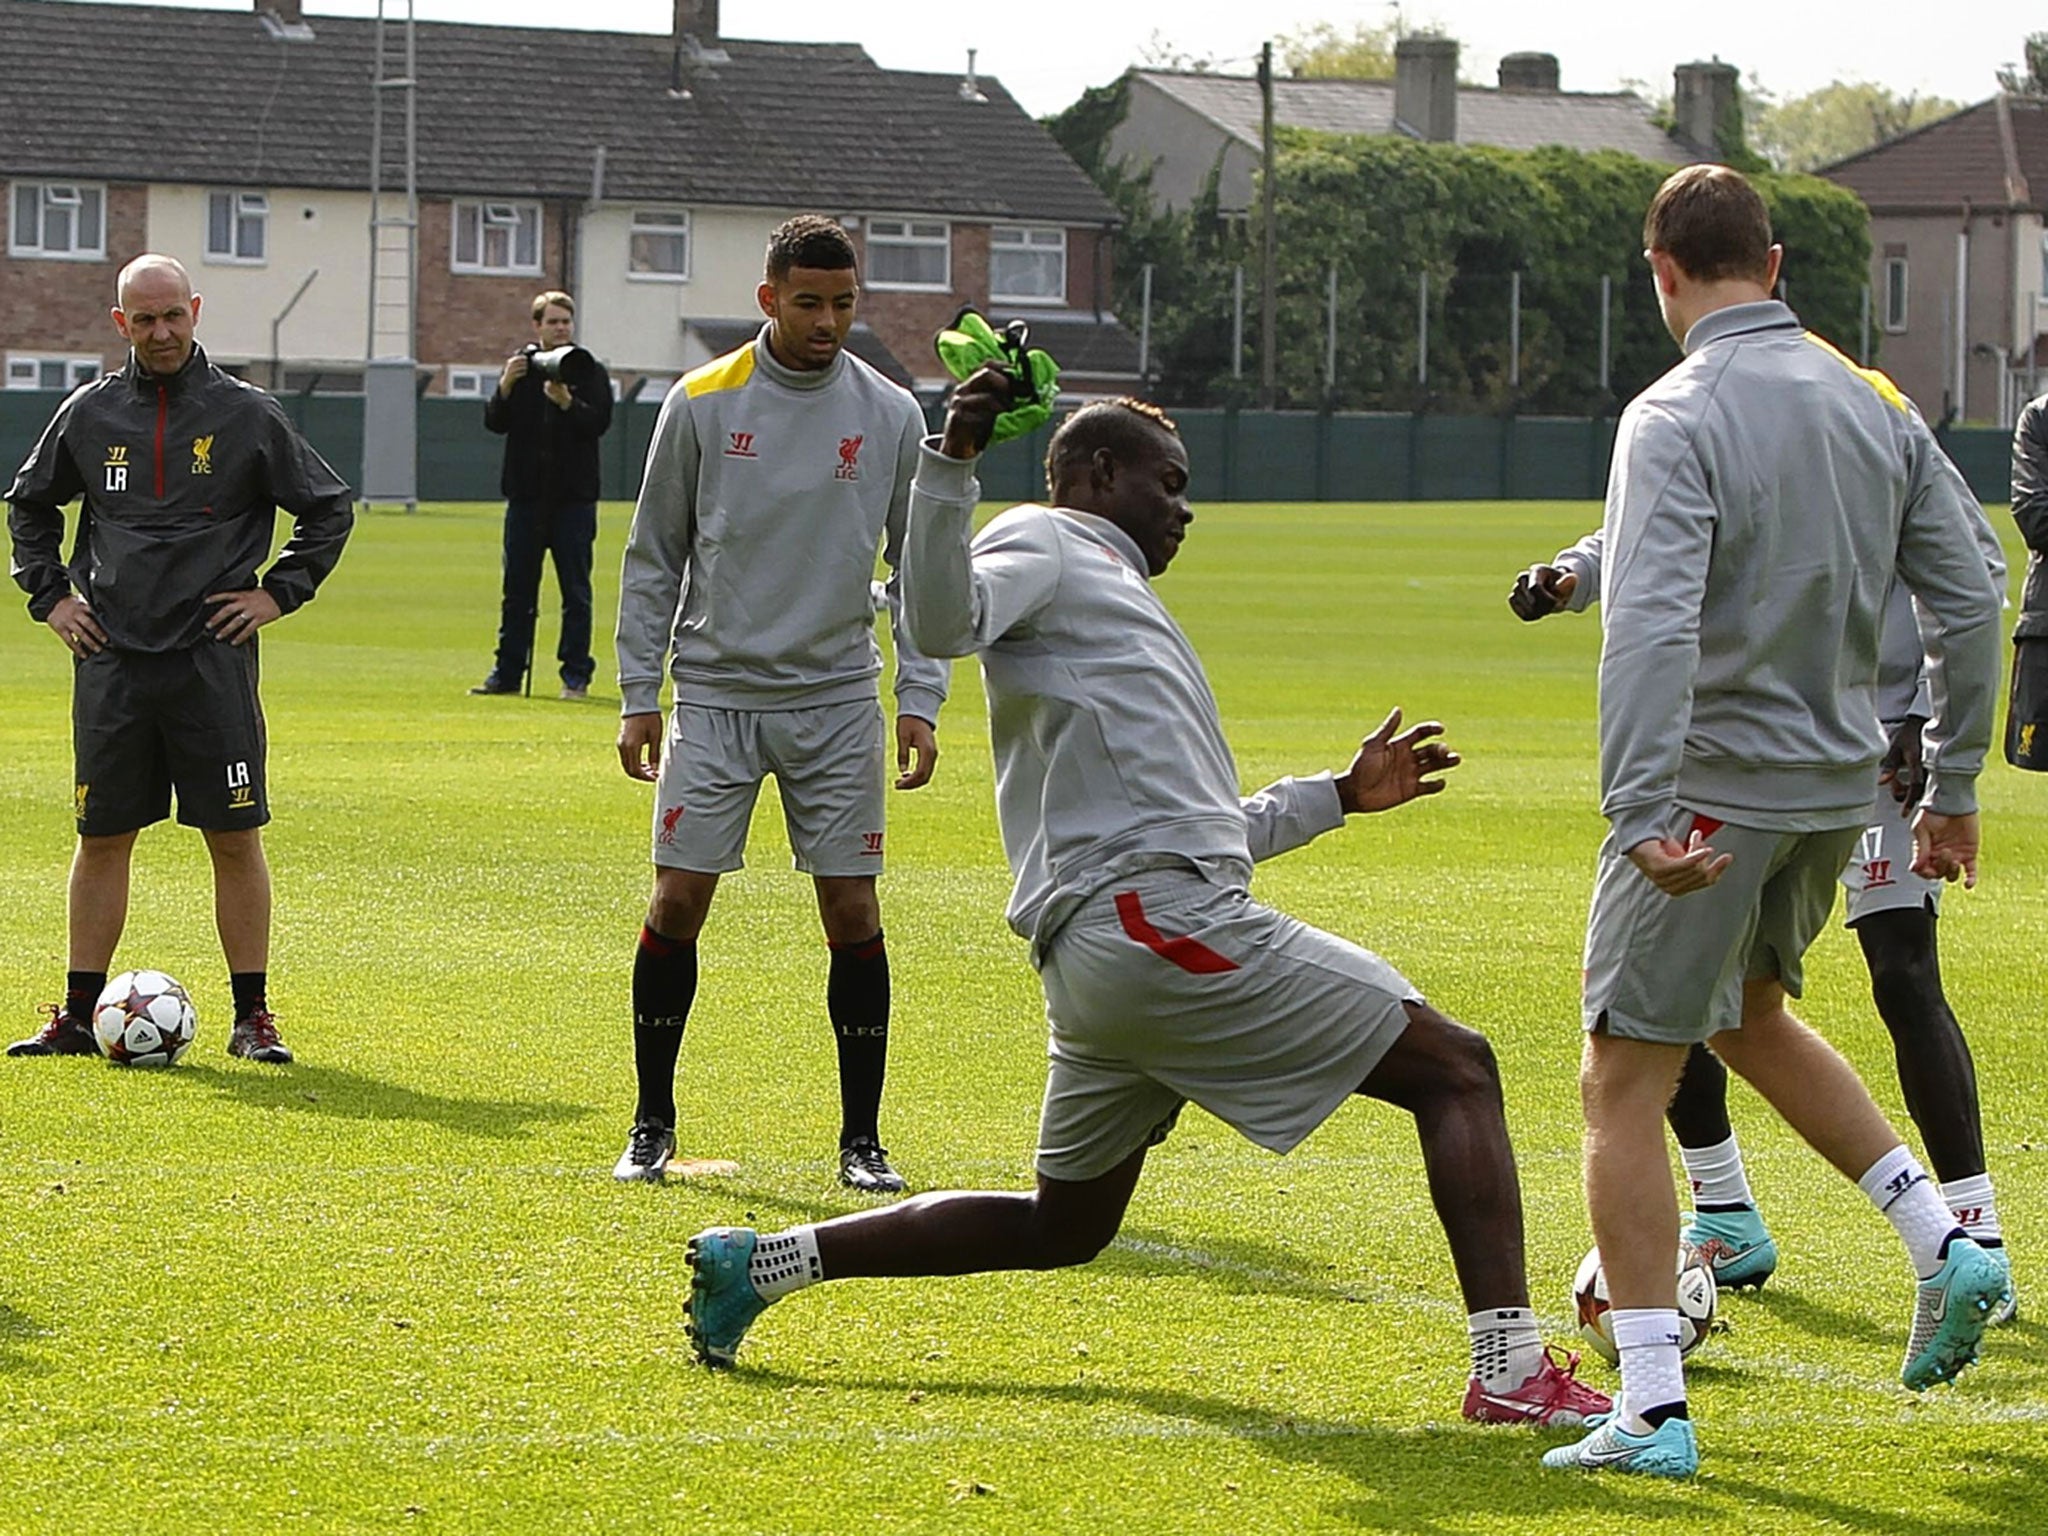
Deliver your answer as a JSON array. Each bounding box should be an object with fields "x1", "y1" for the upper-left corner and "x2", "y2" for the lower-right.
[
  {"x1": 1572, "y1": 1243, "x2": 1718, "y2": 1366},
  {"x1": 92, "y1": 970, "x2": 198, "y2": 1067}
]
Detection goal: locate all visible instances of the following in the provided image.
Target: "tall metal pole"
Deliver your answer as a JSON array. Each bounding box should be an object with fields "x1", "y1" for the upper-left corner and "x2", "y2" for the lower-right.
[
  {"x1": 1509, "y1": 270, "x2": 1521, "y2": 390},
  {"x1": 1324, "y1": 264, "x2": 1338, "y2": 397},
  {"x1": 1138, "y1": 262, "x2": 1154, "y2": 385},
  {"x1": 1860, "y1": 282, "x2": 1872, "y2": 365},
  {"x1": 1955, "y1": 229, "x2": 1970, "y2": 420},
  {"x1": 1258, "y1": 40, "x2": 1277, "y2": 409},
  {"x1": 2031, "y1": 290, "x2": 2041, "y2": 401},
  {"x1": 1232, "y1": 264, "x2": 1244, "y2": 380},
  {"x1": 1598, "y1": 274, "x2": 1611, "y2": 395},
  {"x1": 1417, "y1": 271, "x2": 1429, "y2": 387}
]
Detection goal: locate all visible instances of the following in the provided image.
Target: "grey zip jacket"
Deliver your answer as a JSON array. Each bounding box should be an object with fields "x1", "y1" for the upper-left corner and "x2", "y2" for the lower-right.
[
  {"x1": 1596, "y1": 301, "x2": 2003, "y2": 851},
  {"x1": 902, "y1": 442, "x2": 1342, "y2": 956},
  {"x1": 616, "y1": 326, "x2": 947, "y2": 722}
]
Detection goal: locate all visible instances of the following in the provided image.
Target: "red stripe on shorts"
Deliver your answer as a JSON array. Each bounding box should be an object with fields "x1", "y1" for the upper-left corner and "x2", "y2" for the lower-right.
[
  {"x1": 1113, "y1": 890, "x2": 1240, "y2": 974},
  {"x1": 1688, "y1": 813, "x2": 1725, "y2": 841}
]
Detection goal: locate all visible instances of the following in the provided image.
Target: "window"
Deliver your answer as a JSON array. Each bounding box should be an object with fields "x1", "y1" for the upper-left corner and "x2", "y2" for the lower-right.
[
  {"x1": 5, "y1": 353, "x2": 101, "y2": 390},
  {"x1": 452, "y1": 200, "x2": 541, "y2": 275},
  {"x1": 1884, "y1": 254, "x2": 1909, "y2": 333},
  {"x1": 989, "y1": 226, "x2": 1066, "y2": 304},
  {"x1": 205, "y1": 190, "x2": 269, "y2": 262},
  {"x1": 9, "y1": 182, "x2": 105, "y2": 258},
  {"x1": 628, "y1": 208, "x2": 690, "y2": 280},
  {"x1": 446, "y1": 366, "x2": 495, "y2": 399},
  {"x1": 865, "y1": 218, "x2": 949, "y2": 289}
]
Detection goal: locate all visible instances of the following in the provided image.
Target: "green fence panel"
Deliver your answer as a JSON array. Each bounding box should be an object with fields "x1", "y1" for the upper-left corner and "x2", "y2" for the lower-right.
[{"x1": 1325, "y1": 414, "x2": 1412, "y2": 501}]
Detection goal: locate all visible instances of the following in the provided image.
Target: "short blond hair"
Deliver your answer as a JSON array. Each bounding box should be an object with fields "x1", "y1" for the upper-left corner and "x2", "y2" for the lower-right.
[{"x1": 531, "y1": 289, "x2": 574, "y2": 321}]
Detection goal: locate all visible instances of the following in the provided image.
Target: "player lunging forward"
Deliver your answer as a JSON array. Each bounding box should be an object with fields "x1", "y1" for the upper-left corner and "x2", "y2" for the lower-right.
[{"x1": 681, "y1": 374, "x2": 1612, "y2": 1428}]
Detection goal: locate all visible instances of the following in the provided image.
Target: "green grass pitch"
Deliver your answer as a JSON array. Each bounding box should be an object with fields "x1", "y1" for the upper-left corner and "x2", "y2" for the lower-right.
[{"x1": 0, "y1": 497, "x2": 2043, "y2": 1532}]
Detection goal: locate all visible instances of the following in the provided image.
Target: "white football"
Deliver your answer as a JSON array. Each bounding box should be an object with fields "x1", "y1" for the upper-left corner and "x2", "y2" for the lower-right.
[
  {"x1": 1572, "y1": 1243, "x2": 1718, "y2": 1366},
  {"x1": 92, "y1": 970, "x2": 198, "y2": 1068}
]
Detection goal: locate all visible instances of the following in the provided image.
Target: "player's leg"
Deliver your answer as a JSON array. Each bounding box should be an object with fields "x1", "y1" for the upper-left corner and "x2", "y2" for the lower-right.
[
  {"x1": 10, "y1": 831, "x2": 144, "y2": 1056},
  {"x1": 548, "y1": 501, "x2": 596, "y2": 698},
  {"x1": 476, "y1": 499, "x2": 543, "y2": 693},
  {"x1": 1665, "y1": 1043, "x2": 1777, "y2": 1288},
  {"x1": 203, "y1": 827, "x2": 290, "y2": 1063},
  {"x1": 622, "y1": 706, "x2": 759, "y2": 1181},
  {"x1": 685, "y1": 1148, "x2": 1149, "y2": 1366},
  {"x1": 774, "y1": 703, "x2": 901, "y2": 1191}
]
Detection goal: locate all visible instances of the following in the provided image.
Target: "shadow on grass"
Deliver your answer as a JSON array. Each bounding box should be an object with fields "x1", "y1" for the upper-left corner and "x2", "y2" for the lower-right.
[
  {"x1": 159, "y1": 1061, "x2": 599, "y2": 1141},
  {"x1": 1743, "y1": 1281, "x2": 1897, "y2": 1352},
  {"x1": 0, "y1": 1303, "x2": 54, "y2": 1378}
]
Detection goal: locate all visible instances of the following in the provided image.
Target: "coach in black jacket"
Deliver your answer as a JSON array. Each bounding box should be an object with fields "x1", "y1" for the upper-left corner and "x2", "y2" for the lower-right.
[
  {"x1": 5, "y1": 253, "x2": 353, "y2": 1064},
  {"x1": 472, "y1": 289, "x2": 612, "y2": 700},
  {"x1": 2010, "y1": 396, "x2": 2048, "y2": 769}
]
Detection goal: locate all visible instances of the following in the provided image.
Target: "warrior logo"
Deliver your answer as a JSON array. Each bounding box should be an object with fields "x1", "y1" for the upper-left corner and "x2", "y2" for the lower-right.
[
  {"x1": 103, "y1": 444, "x2": 129, "y2": 492},
  {"x1": 835, "y1": 434, "x2": 863, "y2": 481},
  {"x1": 657, "y1": 805, "x2": 686, "y2": 846},
  {"x1": 724, "y1": 431, "x2": 758, "y2": 459},
  {"x1": 860, "y1": 830, "x2": 884, "y2": 856},
  {"x1": 191, "y1": 435, "x2": 215, "y2": 475}
]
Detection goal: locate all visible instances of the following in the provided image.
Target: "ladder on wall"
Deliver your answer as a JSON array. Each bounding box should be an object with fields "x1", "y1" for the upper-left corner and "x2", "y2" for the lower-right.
[{"x1": 362, "y1": 0, "x2": 419, "y2": 511}]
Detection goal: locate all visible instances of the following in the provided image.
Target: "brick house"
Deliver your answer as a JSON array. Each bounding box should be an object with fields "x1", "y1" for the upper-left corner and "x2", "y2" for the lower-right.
[{"x1": 0, "y1": 0, "x2": 1139, "y2": 402}]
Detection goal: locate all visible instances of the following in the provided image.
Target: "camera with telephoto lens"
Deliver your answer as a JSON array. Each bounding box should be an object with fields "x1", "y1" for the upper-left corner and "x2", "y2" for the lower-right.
[{"x1": 521, "y1": 342, "x2": 599, "y2": 391}]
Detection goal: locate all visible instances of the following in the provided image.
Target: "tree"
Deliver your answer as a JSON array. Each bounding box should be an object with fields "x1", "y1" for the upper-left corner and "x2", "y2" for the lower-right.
[
  {"x1": 1276, "y1": 20, "x2": 1399, "y2": 79},
  {"x1": 1997, "y1": 33, "x2": 2048, "y2": 94},
  {"x1": 1749, "y1": 81, "x2": 1963, "y2": 172}
]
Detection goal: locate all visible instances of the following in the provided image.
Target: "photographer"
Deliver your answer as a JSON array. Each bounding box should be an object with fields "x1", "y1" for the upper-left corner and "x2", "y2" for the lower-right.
[{"x1": 472, "y1": 289, "x2": 612, "y2": 700}]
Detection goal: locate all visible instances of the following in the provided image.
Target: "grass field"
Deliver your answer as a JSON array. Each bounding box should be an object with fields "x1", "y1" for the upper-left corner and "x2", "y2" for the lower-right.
[{"x1": 1, "y1": 496, "x2": 2043, "y2": 1534}]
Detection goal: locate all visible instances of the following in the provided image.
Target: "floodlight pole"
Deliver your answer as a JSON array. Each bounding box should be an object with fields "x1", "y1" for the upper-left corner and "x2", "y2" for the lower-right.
[
  {"x1": 1258, "y1": 40, "x2": 1277, "y2": 409},
  {"x1": 1232, "y1": 264, "x2": 1244, "y2": 380},
  {"x1": 1598, "y1": 274, "x2": 1611, "y2": 395},
  {"x1": 1509, "y1": 269, "x2": 1521, "y2": 390},
  {"x1": 1138, "y1": 262, "x2": 1154, "y2": 386}
]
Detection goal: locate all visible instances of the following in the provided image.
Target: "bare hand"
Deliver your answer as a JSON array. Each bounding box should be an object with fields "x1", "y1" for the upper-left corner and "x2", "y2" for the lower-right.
[
  {"x1": 1336, "y1": 708, "x2": 1460, "y2": 814},
  {"x1": 499, "y1": 353, "x2": 530, "y2": 395},
  {"x1": 618, "y1": 712, "x2": 663, "y2": 783},
  {"x1": 939, "y1": 365, "x2": 1015, "y2": 461},
  {"x1": 1627, "y1": 830, "x2": 1732, "y2": 895},
  {"x1": 895, "y1": 714, "x2": 939, "y2": 790},
  {"x1": 1911, "y1": 808, "x2": 1978, "y2": 888},
  {"x1": 544, "y1": 380, "x2": 572, "y2": 410},
  {"x1": 1508, "y1": 564, "x2": 1577, "y2": 621},
  {"x1": 46, "y1": 593, "x2": 108, "y2": 657},
  {"x1": 204, "y1": 587, "x2": 282, "y2": 645},
  {"x1": 1879, "y1": 713, "x2": 1930, "y2": 813}
]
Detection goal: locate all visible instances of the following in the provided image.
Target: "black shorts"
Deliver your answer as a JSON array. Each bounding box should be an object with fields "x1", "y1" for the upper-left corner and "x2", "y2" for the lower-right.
[
  {"x1": 2011, "y1": 638, "x2": 2048, "y2": 772},
  {"x1": 73, "y1": 643, "x2": 270, "y2": 834}
]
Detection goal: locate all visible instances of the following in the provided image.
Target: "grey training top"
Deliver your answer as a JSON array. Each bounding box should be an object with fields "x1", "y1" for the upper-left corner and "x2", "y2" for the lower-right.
[{"x1": 1596, "y1": 301, "x2": 2003, "y2": 850}]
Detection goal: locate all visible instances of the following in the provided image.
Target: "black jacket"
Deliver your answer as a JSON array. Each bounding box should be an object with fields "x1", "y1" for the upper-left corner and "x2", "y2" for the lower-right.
[
  {"x1": 483, "y1": 353, "x2": 612, "y2": 503},
  {"x1": 6, "y1": 344, "x2": 355, "y2": 652},
  {"x1": 2010, "y1": 397, "x2": 2048, "y2": 641}
]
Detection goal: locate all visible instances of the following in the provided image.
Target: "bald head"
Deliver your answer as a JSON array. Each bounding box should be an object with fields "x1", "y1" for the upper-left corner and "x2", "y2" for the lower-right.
[{"x1": 112, "y1": 253, "x2": 201, "y2": 377}]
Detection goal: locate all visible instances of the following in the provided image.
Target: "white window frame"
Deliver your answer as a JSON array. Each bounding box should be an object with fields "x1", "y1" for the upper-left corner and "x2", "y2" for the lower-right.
[
  {"x1": 5, "y1": 352, "x2": 102, "y2": 390},
  {"x1": 988, "y1": 225, "x2": 1067, "y2": 306},
  {"x1": 205, "y1": 189, "x2": 270, "y2": 264},
  {"x1": 446, "y1": 366, "x2": 496, "y2": 399},
  {"x1": 1884, "y1": 255, "x2": 1909, "y2": 333},
  {"x1": 864, "y1": 216, "x2": 951, "y2": 291},
  {"x1": 451, "y1": 199, "x2": 543, "y2": 276},
  {"x1": 626, "y1": 208, "x2": 691, "y2": 282},
  {"x1": 9, "y1": 181, "x2": 107, "y2": 260}
]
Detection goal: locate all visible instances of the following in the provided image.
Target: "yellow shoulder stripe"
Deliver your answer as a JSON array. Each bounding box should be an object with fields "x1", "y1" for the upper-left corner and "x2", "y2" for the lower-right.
[
  {"x1": 1803, "y1": 331, "x2": 1908, "y2": 413},
  {"x1": 684, "y1": 343, "x2": 757, "y2": 399}
]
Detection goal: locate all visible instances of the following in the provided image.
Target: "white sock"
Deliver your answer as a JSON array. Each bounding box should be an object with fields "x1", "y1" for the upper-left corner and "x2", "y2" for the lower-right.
[
  {"x1": 1941, "y1": 1173, "x2": 2004, "y2": 1246},
  {"x1": 747, "y1": 1226, "x2": 824, "y2": 1301},
  {"x1": 1679, "y1": 1134, "x2": 1756, "y2": 1209},
  {"x1": 1858, "y1": 1145, "x2": 1960, "y2": 1278},
  {"x1": 1467, "y1": 1307, "x2": 1544, "y2": 1392},
  {"x1": 1610, "y1": 1308, "x2": 1687, "y2": 1435}
]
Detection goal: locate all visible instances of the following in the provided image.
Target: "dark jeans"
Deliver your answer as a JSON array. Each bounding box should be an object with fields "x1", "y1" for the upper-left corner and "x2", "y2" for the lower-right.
[{"x1": 490, "y1": 498, "x2": 596, "y2": 690}]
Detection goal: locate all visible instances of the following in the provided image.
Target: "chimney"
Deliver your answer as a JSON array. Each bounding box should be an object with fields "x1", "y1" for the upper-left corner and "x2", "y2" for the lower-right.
[
  {"x1": 255, "y1": 1, "x2": 312, "y2": 40},
  {"x1": 1497, "y1": 52, "x2": 1559, "y2": 93},
  {"x1": 256, "y1": 0, "x2": 301, "y2": 18},
  {"x1": 1395, "y1": 35, "x2": 1459, "y2": 143},
  {"x1": 1673, "y1": 60, "x2": 1741, "y2": 156},
  {"x1": 674, "y1": 0, "x2": 718, "y2": 45}
]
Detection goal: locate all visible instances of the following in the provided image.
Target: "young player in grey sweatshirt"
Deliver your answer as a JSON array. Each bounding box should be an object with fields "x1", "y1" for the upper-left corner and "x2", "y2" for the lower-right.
[
  {"x1": 1546, "y1": 165, "x2": 2006, "y2": 1482},
  {"x1": 677, "y1": 374, "x2": 1616, "y2": 1432},
  {"x1": 610, "y1": 217, "x2": 947, "y2": 1194}
]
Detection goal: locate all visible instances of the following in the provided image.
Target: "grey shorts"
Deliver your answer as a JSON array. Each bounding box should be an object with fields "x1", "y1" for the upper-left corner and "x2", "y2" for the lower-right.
[
  {"x1": 1841, "y1": 782, "x2": 1941, "y2": 924},
  {"x1": 1034, "y1": 870, "x2": 1416, "y2": 1183},
  {"x1": 651, "y1": 699, "x2": 887, "y2": 877},
  {"x1": 1582, "y1": 809, "x2": 1861, "y2": 1044}
]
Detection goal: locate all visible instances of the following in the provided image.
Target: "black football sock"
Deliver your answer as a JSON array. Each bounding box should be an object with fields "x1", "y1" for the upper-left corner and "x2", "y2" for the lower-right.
[
  {"x1": 230, "y1": 971, "x2": 269, "y2": 1023},
  {"x1": 827, "y1": 931, "x2": 889, "y2": 1147},
  {"x1": 632, "y1": 925, "x2": 696, "y2": 1128},
  {"x1": 1641, "y1": 1400, "x2": 1689, "y2": 1430},
  {"x1": 64, "y1": 970, "x2": 107, "y2": 1026}
]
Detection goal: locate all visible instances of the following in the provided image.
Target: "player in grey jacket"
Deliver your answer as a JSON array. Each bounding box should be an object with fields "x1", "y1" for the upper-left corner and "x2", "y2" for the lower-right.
[
  {"x1": 1545, "y1": 166, "x2": 2006, "y2": 1481},
  {"x1": 1513, "y1": 510, "x2": 2015, "y2": 1322},
  {"x1": 611, "y1": 217, "x2": 946, "y2": 1192},
  {"x1": 676, "y1": 373, "x2": 1616, "y2": 1431},
  {"x1": 2008, "y1": 394, "x2": 2048, "y2": 768}
]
